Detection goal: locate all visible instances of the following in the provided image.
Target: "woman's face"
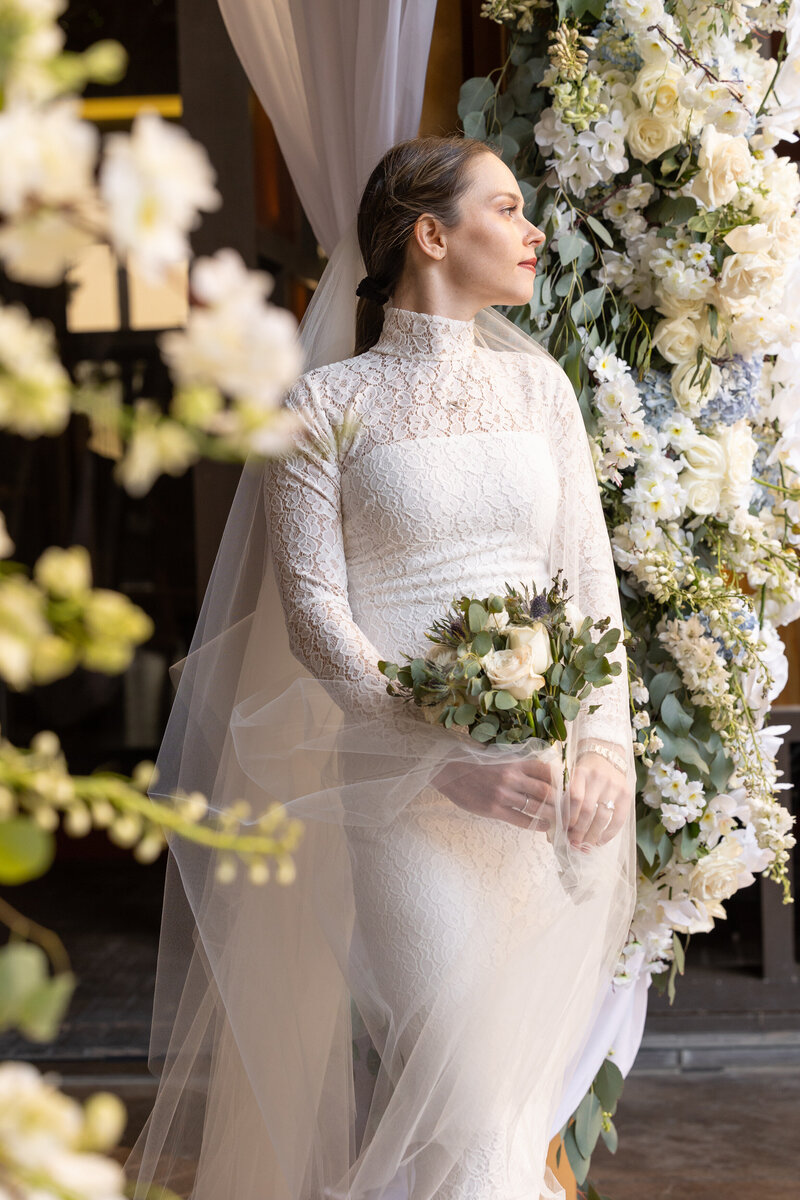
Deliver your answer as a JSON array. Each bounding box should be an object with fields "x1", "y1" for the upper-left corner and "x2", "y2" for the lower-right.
[{"x1": 408, "y1": 152, "x2": 546, "y2": 315}]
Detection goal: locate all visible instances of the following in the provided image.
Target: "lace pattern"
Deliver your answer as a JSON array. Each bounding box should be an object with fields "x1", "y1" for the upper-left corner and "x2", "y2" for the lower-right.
[{"x1": 264, "y1": 304, "x2": 629, "y2": 753}]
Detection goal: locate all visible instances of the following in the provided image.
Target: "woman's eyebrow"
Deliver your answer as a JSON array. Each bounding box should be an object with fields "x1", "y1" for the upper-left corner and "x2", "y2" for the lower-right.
[{"x1": 491, "y1": 192, "x2": 524, "y2": 204}]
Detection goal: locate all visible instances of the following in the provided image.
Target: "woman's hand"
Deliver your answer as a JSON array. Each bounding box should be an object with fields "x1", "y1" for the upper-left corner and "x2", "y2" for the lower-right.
[
  {"x1": 566, "y1": 751, "x2": 632, "y2": 851},
  {"x1": 431, "y1": 755, "x2": 560, "y2": 831}
]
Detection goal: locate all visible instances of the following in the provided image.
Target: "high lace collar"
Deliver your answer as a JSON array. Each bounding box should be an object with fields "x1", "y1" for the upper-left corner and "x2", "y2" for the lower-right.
[{"x1": 372, "y1": 304, "x2": 477, "y2": 360}]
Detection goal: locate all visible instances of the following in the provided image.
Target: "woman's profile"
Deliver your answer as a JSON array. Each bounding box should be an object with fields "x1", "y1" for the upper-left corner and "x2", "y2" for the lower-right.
[{"x1": 127, "y1": 135, "x2": 637, "y2": 1200}]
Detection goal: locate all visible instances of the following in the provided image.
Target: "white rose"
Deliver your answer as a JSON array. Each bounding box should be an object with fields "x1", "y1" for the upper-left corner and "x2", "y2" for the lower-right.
[
  {"x1": 690, "y1": 126, "x2": 753, "y2": 209},
  {"x1": 717, "y1": 420, "x2": 756, "y2": 513},
  {"x1": 482, "y1": 645, "x2": 546, "y2": 701},
  {"x1": 633, "y1": 62, "x2": 685, "y2": 119},
  {"x1": 679, "y1": 433, "x2": 727, "y2": 514},
  {"x1": 723, "y1": 223, "x2": 774, "y2": 255},
  {"x1": 689, "y1": 837, "x2": 751, "y2": 917},
  {"x1": 716, "y1": 251, "x2": 783, "y2": 315},
  {"x1": 625, "y1": 110, "x2": 681, "y2": 163},
  {"x1": 680, "y1": 470, "x2": 723, "y2": 515},
  {"x1": 652, "y1": 316, "x2": 702, "y2": 364},
  {"x1": 506, "y1": 620, "x2": 553, "y2": 673},
  {"x1": 670, "y1": 360, "x2": 721, "y2": 413}
]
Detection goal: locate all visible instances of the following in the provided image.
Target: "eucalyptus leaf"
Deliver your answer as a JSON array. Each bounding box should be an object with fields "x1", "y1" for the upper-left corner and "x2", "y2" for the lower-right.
[
  {"x1": 468, "y1": 602, "x2": 488, "y2": 633},
  {"x1": 557, "y1": 234, "x2": 587, "y2": 265},
  {"x1": 648, "y1": 669, "x2": 681, "y2": 710},
  {"x1": 462, "y1": 111, "x2": 486, "y2": 141},
  {"x1": 470, "y1": 630, "x2": 493, "y2": 657},
  {"x1": 457, "y1": 77, "x2": 495, "y2": 119},
  {"x1": 584, "y1": 214, "x2": 614, "y2": 247},
  {"x1": 453, "y1": 703, "x2": 476, "y2": 726},
  {"x1": 660, "y1": 691, "x2": 694, "y2": 736},
  {"x1": 494, "y1": 690, "x2": 518, "y2": 710}
]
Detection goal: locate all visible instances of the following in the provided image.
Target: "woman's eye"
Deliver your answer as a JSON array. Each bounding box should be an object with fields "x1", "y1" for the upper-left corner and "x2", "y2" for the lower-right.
[{"x1": 503, "y1": 206, "x2": 517, "y2": 215}]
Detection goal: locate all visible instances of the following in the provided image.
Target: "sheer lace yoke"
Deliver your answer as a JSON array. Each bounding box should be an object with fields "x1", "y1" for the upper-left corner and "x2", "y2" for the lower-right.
[{"x1": 372, "y1": 304, "x2": 478, "y2": 360}]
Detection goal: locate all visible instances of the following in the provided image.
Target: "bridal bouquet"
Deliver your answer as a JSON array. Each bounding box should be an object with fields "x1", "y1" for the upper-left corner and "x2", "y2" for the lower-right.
[{"x1": 378, "y1": 570, "x2": 622, "y2": 782}]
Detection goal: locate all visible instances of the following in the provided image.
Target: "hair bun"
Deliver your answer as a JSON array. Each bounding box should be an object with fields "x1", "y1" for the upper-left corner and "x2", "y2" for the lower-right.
[{"x1": 356, "y1": 274, "x2": 389, "y2": 305}]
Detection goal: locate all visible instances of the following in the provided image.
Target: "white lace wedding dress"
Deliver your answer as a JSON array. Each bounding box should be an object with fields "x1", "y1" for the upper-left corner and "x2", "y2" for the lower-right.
[{"x1": 262, "y1": 303, "x2": 632, "y2": 1200}]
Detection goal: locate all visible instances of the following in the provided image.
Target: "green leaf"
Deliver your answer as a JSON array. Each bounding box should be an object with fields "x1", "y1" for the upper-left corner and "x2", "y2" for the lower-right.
[
  {"x1": 470, "y1": 722, "x2": 498, "y2": 743},
  {"x1": 574, "y1": 1092, "x2": 604, "y2": 1159},
  {"x1": 462, "y1": 111, "x2": 486, "y2": 141},
  {"x1": 0, "y1": 818, "x2": 55, "y2": 885},
  {"x1": 557, "y1": 234, "x2": 587, "y2": 265},
  {"x1": 468, "y1": 602, "x2": 488, "y2": 633},
  {"x1": 584, "y1": 214, "x2": 614, "y2": 247},
  {"x1": 647, "y1": 669, "x2": 681, "y2": 711},
  {"x1": 494, "y1": 690, "x2": 518, "y2": 710},
  {"x1": 600, "y1": 1119, "x2": 619, "y2": 1154},
  {"x1": 660, "y1": 691, "x2": 694, "y2": 737},
  {"x1": 593, "y1": 1057, "x2": 624, "y2": 1111},
  {"x1": 570, "y1": 286, "x2": 606, "y2": 326},
  {"x1": 0, "y1": 943, "x2": 48, "y2": 1026},
  {"x1": 18, "y1": 972, "x2": 76, "y2": 1042},
  {"x1": 470, "y1": 630, "x2": 493, "y2": 657},
  {"x1": 453, "y1": 704, "x2": 476, "y2": 726},
  {"x1": 559, "y1": 693, "x2": 581, "y2": 721},
  {"x1": 562, "y1": 1121, "x2": 591, "y2": 1185},
  {"x1": 457, "y1": 77, "x2": 495, "y2": 119},
  {"x1": 672, "y1": 930, "x2": 686, "y2": 974}
]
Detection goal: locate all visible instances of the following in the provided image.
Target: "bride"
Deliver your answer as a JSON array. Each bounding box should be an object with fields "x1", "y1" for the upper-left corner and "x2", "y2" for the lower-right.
[{"x1": 127, "y1": 135, "x2": 637, "y2": 1200}]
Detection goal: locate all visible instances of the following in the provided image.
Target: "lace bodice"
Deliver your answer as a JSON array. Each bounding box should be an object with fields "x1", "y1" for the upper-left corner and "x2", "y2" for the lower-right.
[{"x1": 264, "y1": 304, "x2": 630, "y2": 758}]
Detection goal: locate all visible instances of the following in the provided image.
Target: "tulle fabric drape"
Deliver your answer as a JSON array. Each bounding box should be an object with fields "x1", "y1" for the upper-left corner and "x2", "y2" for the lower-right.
[
  {"x1": 124, "y1": 220, "x2": 638, "y2": 1200},
  {"x1": 121, "y1": 2, "x2": 641, "y2": 1196}
]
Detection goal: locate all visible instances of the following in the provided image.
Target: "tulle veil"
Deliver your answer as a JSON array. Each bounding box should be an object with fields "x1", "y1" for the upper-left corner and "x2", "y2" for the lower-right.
[{"x1": 124, "y1": 214, "x2": 638, "y2": 1200}]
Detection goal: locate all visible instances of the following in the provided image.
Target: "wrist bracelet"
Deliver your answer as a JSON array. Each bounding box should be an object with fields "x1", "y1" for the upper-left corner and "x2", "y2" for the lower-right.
[{"x1": 578, "y1": 742, "x2": 626, "y2": 776}]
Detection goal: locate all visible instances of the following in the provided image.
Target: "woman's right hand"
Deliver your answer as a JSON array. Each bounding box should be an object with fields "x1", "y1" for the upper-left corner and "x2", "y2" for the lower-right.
[{"x1": 430, "y1": 755, "x2": 560, "y2": 831}]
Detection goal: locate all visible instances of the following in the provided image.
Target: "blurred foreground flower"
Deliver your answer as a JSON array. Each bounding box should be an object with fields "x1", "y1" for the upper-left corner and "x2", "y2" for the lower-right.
[{"x1": 0, "y1": 1061, "x2": 128, "y2": 1200}]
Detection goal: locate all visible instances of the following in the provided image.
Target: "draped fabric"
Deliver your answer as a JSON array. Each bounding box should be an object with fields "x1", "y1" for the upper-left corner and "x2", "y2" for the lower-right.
[
  {"x1": 216, "y1": 0, "x2": 438, "y2": 255},
  {"x1": 122, "y1": 6, "x2": 650, "y2": 1200}
]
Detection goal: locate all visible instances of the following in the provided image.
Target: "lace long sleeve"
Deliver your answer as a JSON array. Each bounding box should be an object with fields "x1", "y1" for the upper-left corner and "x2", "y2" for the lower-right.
[
  {"x1": 545, "y1": 366, "x2": 631, "y2": 766},
  {"x1": 263, "y1": 376, "x2": 394, "y2": 722}
]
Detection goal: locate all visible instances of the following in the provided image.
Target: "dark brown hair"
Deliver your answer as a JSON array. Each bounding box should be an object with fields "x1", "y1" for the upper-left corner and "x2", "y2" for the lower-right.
[{"x1": 354, "y1": 135, "x2": 501, "y2": 356}]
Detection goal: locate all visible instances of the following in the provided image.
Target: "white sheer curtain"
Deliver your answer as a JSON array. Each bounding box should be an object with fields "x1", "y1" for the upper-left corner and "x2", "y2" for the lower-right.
[
  {"x1": 217, "y1": 0, "x2": 438, "y2": 256},
  {"x1": 215, "y1": 0, "x2": 649, "y2": 1147}
]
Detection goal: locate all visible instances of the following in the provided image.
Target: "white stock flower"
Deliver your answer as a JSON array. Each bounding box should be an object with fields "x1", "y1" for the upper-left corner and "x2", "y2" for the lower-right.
[{"x1": 100, "y1": 110, "x2": 221, "y2": 281}]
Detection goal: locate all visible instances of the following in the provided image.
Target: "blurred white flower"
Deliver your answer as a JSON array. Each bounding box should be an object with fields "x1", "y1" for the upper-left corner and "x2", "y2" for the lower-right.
[
  {"x1": 99, "y1": 110, "x2": 221, "y2": 281},
  {"x1": 160, "y1": 248, "x2": 303, "y2": 423},
  {"x1": 0, "y1": 304, "x2": 71, "y2": 436}
]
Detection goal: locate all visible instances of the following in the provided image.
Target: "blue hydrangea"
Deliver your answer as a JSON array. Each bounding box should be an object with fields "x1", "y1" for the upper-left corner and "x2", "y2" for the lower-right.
[
  {"x1": 695, "y1": 610, "x2": 731, "y2": 660},
  {"x1": 699, "y1": 356, "x2": 762, "y2": 427},
  {"x1": 592, "y1": 20, "x2": 642, "y2": 72},
  {"x1": 751, "y1": 427, "x2": 783, "y2": 513},
  {"x1": 636, "y1": 367, "x2": 677, "y2": 427}
]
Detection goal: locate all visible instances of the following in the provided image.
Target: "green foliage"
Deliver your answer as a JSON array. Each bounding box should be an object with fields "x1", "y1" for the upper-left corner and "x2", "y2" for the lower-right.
[
  {"x1": 0, "y1": 943, "x2": 75, "y2": 1042},
  {"x1": 0, "y1": 817, "x2": 55, "y2": 885}
]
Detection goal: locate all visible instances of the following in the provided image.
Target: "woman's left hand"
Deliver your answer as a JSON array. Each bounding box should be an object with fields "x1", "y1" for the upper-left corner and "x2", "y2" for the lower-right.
[{"x1": 566, "y1": 752, "x2": 633, "y2": 851}]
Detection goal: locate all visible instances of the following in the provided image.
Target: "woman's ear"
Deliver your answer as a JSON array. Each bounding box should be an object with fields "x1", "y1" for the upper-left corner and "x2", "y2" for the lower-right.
[{"x1": 412, "y1": 213, "x2": 446, "y2": 262}]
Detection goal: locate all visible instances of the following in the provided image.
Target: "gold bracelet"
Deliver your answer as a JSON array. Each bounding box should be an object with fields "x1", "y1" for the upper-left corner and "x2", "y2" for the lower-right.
[{"x1": 578, "y1": 742, "x2": 626, "y2": 776}]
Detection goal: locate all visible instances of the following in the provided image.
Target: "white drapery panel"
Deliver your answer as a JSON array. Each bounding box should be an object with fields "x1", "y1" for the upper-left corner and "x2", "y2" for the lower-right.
[{"x1": 216, "y1": 0, "x2": 438, "y2": 255}]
